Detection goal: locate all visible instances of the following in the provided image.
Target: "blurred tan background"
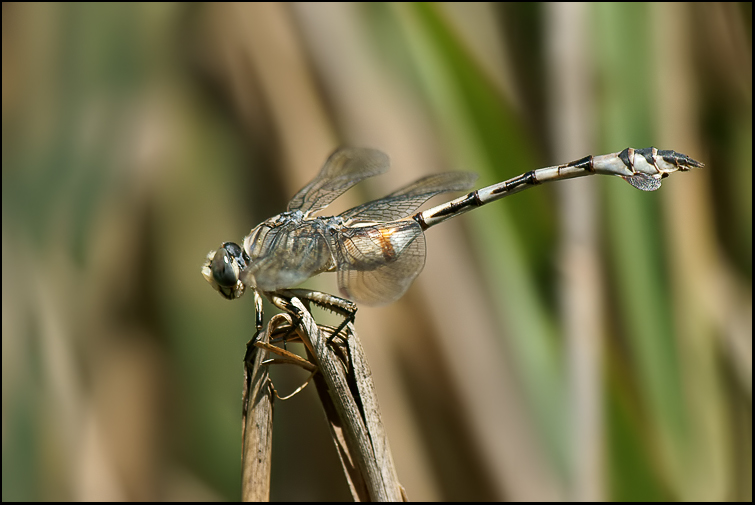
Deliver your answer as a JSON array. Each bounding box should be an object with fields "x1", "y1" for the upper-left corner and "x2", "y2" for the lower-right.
[{"x1": 2, "y1": 2, "x2": 751, "y2": 501}]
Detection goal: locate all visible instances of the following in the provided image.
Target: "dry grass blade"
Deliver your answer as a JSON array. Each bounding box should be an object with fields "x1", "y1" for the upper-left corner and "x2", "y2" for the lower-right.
[
  {"x1": 241, "y1": 327, "x2": 274, "y2": 501},
  {"x1": 289, "y1": 296, "x2": 405, "y2": 501}
]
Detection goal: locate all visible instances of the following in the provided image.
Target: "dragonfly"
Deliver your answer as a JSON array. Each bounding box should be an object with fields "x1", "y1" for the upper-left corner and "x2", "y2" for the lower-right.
[{"x1": 203, "y1": 147, "x2": 702, "y2": 336}]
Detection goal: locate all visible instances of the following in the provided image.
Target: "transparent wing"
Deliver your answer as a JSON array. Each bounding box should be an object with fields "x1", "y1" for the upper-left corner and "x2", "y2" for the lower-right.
[
  {"x1": 339, "y1": 172, "x2": 478, "y2": 223},
  {"x1": 287, "y1": 147, "x2": 390, "y2": 215},
  {"x1": 335, "y1": 220, "x2": 426, "y2": 306}
]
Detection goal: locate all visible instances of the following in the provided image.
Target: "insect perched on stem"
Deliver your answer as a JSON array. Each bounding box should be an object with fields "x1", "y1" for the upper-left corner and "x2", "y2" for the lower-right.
[{"x1": 203, "y1": 147, "x2": 702, "y2": 335}]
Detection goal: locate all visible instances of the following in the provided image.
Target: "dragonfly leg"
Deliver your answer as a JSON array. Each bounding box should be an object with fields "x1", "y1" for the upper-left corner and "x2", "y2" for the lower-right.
[
  {"x1": 282, "y1": 289, "x2": 358, "y2": 345},
  {"x1": 267, "y1": 294, "x2": 305, "y2": 351},
  {"x1": 327, "y1": 313, "x2": 356, "y2": 347},
  {"x1": 253, "y1": 290, "x2": 264, "y2": 332}
]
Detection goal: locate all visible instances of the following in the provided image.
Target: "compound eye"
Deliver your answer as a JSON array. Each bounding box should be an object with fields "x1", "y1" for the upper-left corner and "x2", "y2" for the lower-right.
[
  {"x1": 223, "y1": 241, "x2": 243, "y2": 257},
  {"x1": 211, "y1": 248, "x2": 239, "y2": 287}
]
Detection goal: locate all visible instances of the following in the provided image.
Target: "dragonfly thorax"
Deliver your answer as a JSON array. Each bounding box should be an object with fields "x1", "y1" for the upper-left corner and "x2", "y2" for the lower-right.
[{"x1": 238, "y1": 211, "x2": 340, "y2": 293}]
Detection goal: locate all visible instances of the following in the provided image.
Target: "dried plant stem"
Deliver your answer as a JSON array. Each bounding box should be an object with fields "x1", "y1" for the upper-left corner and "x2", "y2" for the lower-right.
[
  {"x1": 241, "y1": 328, "x2": 274, "y2": 501},
  {"x1": 289, "y1": 296, "x2": 404, "y2": 501}
]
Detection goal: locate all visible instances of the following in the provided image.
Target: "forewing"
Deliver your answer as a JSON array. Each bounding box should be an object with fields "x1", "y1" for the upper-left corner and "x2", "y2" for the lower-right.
[
  {"x1": 287, "y1": 147, "x2": 390, "y2": 215},
  {"x1": 339, "y1": 172, "x2": 477, "y2": 223},
  {"x1": 335, "y1": 220, "x2": 426, "y2": 306}
]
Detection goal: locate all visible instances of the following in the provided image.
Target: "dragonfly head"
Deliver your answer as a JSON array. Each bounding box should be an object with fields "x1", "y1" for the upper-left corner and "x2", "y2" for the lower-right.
[{"x1": 202, "y1": 242, "x2": 250, "y2": 300}]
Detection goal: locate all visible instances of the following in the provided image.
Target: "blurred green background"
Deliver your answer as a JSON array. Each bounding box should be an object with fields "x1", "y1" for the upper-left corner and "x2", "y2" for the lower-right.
[{"x1": 2, "y1": 2, "x2": 751, "y2": 501}]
